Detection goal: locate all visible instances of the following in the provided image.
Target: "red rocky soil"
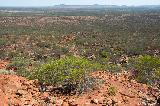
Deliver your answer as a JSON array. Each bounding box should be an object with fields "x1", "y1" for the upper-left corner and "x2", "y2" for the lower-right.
[
  {"x1": 0, "y1": 60, "x2": 159, "y2": 106},
  {"x1": 0, "y1": 60, "x2": 9, "y2": 69}
]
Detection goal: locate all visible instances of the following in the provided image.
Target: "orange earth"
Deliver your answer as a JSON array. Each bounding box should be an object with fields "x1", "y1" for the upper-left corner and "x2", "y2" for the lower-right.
[{"x1": 0, "y1": 60, "x2": 159, "y2": 106}]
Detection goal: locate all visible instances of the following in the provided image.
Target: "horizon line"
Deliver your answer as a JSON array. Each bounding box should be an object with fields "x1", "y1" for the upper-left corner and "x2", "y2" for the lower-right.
[{"x1": 0, "y1": 4, "x2": 160, "y2": 8}]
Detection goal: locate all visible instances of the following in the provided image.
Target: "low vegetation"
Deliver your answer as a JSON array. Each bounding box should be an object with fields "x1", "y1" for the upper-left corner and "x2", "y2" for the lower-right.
[
  {"x1": 0, "y1": 69, "x2": 15, "y2": 75},
  {"x1": 129, "y1": 55, "x2": 160, "y2": 86},
  {"x1": 28, "y1": 56, "x2": 103, "y2": 94},
  {"x1": 0, "y1": 7, "x2": 160, "y2": 95},
  {"x1": 108, "y1": 85, "x2": 117, "y2": 96}
]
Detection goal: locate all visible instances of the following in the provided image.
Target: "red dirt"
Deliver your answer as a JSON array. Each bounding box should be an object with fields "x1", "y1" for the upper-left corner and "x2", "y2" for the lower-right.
[
  {"x1": 57, "y1": 71, "x2": 158, "y2": 106},
  {"x1": 0, "y1": 71, "x2": 159, "y2": 106},
  {"x1": 0, "y1": 60, "x2": 9, "y2": 69},
  {"x1": 0, "y1": 74, "x2": 46, "y2": 106}
]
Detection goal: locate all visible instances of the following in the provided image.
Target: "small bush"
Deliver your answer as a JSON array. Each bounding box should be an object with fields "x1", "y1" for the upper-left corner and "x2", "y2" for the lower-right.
[
  {"x1": 155, "y1": 68, "x2": 160, "y2": 78},
  {"x1": 7, "y1": 57, "x2": 29, "y2": 68},
  {"x1": 99, "y1": 48, "x2": 112, "y2": 61},
  {"x1": 107, "y1": 63, "x2": 121, "y2": 73},
  {"x1": 130, "y1": 55, "x2": 160, "y2": 85},
  {"x1": 0, "y1": 38, "x2": 7, "y2": 46},
  {"x1": 0, "y1": 69, "x2": 15, "y2": 75},
  {"x1": 108, "y1": 85, "x2": 117, "y2": 96},
  {"x1": 77, "y1": 77, "x2": 104, "y2": 94},
  {"x1": 7, "y1": 57, "x2": 32, "y2": 76},
  {"x1": 29, "y1": 56, "x2": 103, "y2": 94},
  {"x1": 96, "y1": 57, "x2": 121, "y2": 72}
]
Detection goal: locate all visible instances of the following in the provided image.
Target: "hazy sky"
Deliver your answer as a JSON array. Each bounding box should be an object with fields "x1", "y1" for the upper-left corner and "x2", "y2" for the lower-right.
[{"x1": 0, "y1": 0, "x2": 160, "y2": 7}]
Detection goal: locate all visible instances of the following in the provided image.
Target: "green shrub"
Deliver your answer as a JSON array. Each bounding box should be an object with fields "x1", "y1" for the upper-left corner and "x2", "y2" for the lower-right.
[
  {"x1": 28, "y1": 56, "x2": 103, "y2": 93},
  {"x1": 78, "y1": 77, "x2": 104, "y2": 94},
  {"x1": 155, "y1": 68, "x2": 160, "y2": 78},
  {"x1": 0, "y1": 38, "x2": 7, "y2": 46},
  {"x1": 7, "y1": 57, "x2": 30, "y2": 69},
  {"x1": 107, "y1": 63, "x2": 121, "y2": 73},
  {"x1": 131, "y1": 55, "x2": 160, "y2": 85},
  {"x1": 108, "y1": 85, "x2": 117, "y2": 96},
  {"x1": 7, "y1": 57, "x2": 32, "y2": 77},
  {"x1": 99, "y1": 48, "x2": 112, "y2": 61},
  {"x1": 95, "y1": 57, "x2": 121, "y2": 72},
  {"x1": 0, "y1": 69, "x2": 15, "y2": 75}
]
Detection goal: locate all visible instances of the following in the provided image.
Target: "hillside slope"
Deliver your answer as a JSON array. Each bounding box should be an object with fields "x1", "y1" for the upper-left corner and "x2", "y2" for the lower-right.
[{"x1": 0, "y1": 67, "x2": 159, "y2": 106}]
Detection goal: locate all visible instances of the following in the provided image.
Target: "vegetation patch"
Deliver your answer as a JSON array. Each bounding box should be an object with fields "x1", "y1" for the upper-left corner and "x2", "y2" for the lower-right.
[
  {"x1": 28, "y1": 56, "x2": 103, "y2": 94},
  {"x1": 0, "y1": 69, "x2": 15, "y2": 75},
  {"x1": 129, "y1": 55, "x2": 160, "y2": 85},
  {"x1": 108, "y1": 85, "x2": 117, "y2": 96},
  {"x1": 7, "y1": 57, "x2": 34, "y2": 77}
]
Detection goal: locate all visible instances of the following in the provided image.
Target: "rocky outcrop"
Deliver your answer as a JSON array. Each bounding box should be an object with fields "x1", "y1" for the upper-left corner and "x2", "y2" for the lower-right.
[{"x1": 0, "y1": 71, "x2": 159, "y2": 106}]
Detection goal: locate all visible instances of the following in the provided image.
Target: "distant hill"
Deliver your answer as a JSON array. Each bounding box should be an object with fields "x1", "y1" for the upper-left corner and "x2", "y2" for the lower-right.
[
  {"x1": 0, "y1": 5, "x2": 160, "y2": 10},
  {"x1": 53, "y1": 4, "x2": 160, "y2": 9},
  {"x1": 53, "y1": 4, "x2": 108, "y2": 9},
  {"x1": 0, "y1": 5, "x2": 160, "y2": 13}
]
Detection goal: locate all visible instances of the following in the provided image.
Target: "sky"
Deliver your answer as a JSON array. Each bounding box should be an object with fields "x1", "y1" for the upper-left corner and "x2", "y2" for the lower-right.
[{"x1": 0, "y1": 0, "x2": 160, "y2": 7}]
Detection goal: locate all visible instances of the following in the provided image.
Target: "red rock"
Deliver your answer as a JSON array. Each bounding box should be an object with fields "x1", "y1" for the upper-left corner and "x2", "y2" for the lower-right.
[
  {"x1": 68, "y1": 99, "x2": 78, "y2": 106},
  {"x1": 56, "y1": 99, "x2": 63, "y2": 106},
  {"x1": 62, "y1": 101, "x2": 69, "y2": 106},
  {"x1": 0, "y1": 89, "x2": 8, "y2": 106},
  {"x1": 0, "y1": 70, "x2": 157, "y2": 106},
  {"x1": 90, "y1": 99, "x2": 98, "y2": 104},
  {"x1": 43, "y1": 92, "x2": 49, "y2": 97},
  {"x1": 17, "y1": 89, "x2": 28, "y2": 95}
]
